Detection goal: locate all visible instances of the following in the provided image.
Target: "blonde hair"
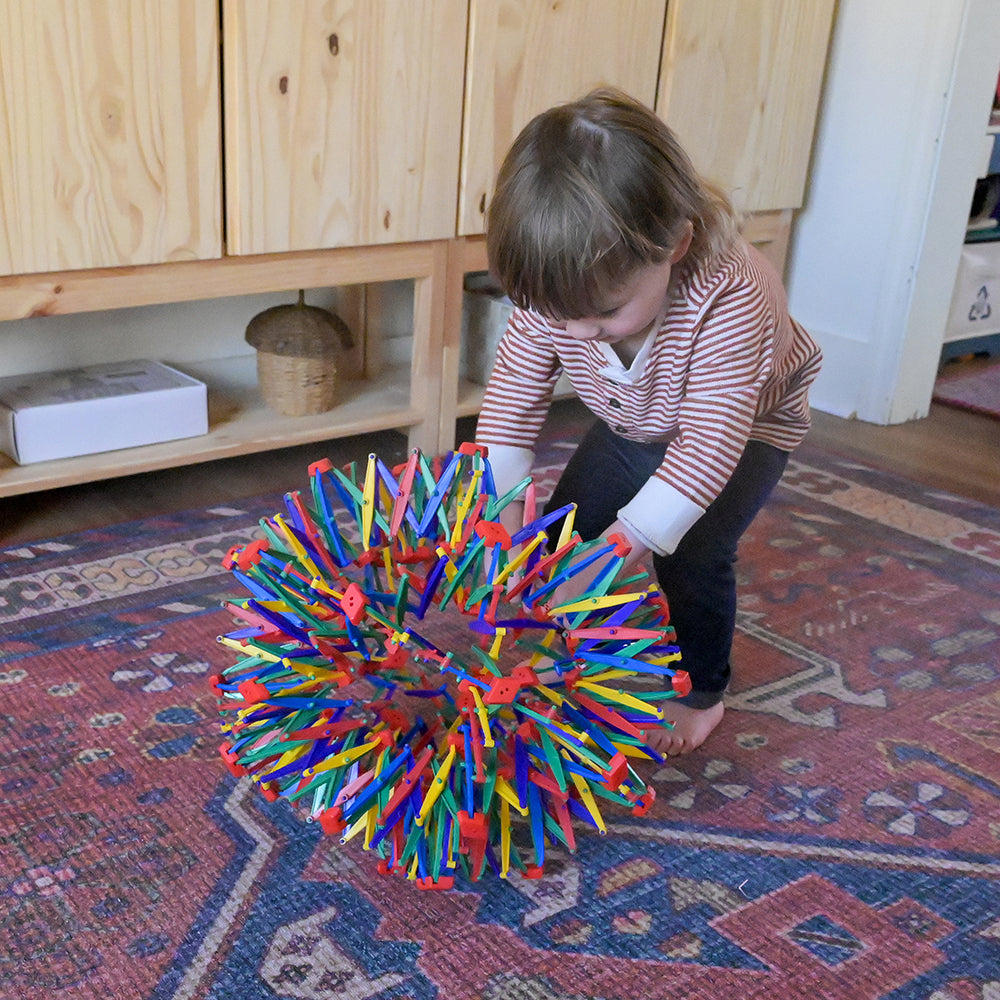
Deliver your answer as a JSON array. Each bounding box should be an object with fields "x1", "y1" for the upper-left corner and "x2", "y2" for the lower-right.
[{"x1": 487, "y1": 87, "x2": 739, "y2": 319}]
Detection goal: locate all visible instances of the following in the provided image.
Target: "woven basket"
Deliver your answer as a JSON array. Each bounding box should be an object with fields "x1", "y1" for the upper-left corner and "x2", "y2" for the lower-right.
[
  {"x1": 245, "y1": 291, "x2": 353, "y2": 417},
  {"x1": 255, "y1": 351, "x2": 338, "y2": 417}
]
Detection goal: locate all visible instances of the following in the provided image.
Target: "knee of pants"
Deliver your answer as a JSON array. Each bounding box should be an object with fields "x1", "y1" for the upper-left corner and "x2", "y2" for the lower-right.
[
  {"x1": 655, "y1": 541, "x2": 738, "y2": 582},
  {"x1": 654, "y1": 554, "x2": 737, "y2": 607}
]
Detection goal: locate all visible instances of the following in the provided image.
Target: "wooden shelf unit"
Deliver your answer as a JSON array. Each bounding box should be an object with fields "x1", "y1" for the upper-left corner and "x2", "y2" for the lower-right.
[
  {"x1": 0, "y1": 358, "x2": 419, "y2": 497},
  {"x1": 0, "y1": 238, "x2": 488, "y2": 498}
]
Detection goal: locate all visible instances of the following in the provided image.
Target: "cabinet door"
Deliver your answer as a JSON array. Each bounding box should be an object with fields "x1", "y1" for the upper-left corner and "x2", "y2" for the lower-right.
[
  {"x1": 459, "y1": 0, "x2": 668, "y2": 236},
  {"x1": 0, "y1": 0, "x2": 221, "y2": 277},
  {"x1": 224, "y1": 0, "x2": 467, "y2": 255},
  {"x1": 657, "y1": 0, "x2": 835, "y2": 213}
]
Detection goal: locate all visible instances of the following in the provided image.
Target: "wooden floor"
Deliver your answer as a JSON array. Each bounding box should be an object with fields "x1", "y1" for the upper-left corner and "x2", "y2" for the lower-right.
[
  {"x1": 2, "y1": 398, "x2": 998, "y2": 545},
  {"x1": 805, "y1": 401, "x2": 999, "y2": 507}
]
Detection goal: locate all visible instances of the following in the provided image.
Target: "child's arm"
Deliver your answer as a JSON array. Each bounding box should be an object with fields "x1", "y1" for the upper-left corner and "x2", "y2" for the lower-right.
[
  {"x1": 476, "y1": 308, "x2": 563, "y2": 501},
  {"x1": 618, "y1": 270, "x2": 782, "y2": 556},
  {"x1": 545, "y1": 517, "x2": 650, "y2": 610}
]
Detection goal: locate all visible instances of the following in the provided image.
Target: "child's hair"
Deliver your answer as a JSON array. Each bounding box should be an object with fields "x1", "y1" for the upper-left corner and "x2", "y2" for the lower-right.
[{"x1": 486, "y1": 87, "x2": 739, "y2": 320}]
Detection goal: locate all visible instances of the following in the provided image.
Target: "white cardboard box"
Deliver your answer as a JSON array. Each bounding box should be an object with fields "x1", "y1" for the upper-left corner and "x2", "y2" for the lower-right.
[
  {"x1": 945, "y1": 242, "x2": 1000, "y2": 342},
  {"x1": 0, "y1": 360, "x2": 208, "y2": 465}
]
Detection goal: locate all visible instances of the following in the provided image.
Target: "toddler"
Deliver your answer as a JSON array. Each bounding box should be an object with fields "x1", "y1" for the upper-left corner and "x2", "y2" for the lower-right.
[{"x1": 475, "y1": 88, "x2": 822, "y2": 755}]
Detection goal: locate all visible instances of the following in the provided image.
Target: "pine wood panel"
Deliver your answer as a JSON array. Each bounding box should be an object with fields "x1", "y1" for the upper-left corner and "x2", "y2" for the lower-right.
[
  {"x1": 0, "y1": 242, "x2": 451, "y2": 319},
  {"x1": 0, "y1": 0, "x2": 221, "y2": 276},
  {"x1": 657, "y1": 0, "x2": 834, "y2": 212},
  {"x1": 223, "y1": 0, "x2": 467, "y2": 255},
  {"x1": 458, "y1": 0, "x2": 668, "y2": 235}
]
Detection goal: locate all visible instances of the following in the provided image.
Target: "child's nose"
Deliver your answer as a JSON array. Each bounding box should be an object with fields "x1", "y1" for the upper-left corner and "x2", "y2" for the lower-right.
[{"x1": 564, "y1": 319, "x2": 600, "y2": 340}]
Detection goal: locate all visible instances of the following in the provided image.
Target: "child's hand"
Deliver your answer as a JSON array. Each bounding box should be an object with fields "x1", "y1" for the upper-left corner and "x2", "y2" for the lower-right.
[
  {"x1": 497, "y1": 500, "x2": 525, "y2": 541},
  {"x1": 546, "y1": 556, "x2": 603, "y2": 610},
  {"x1": 545, "y1": 520, "x2": 650, "y2": 613}
]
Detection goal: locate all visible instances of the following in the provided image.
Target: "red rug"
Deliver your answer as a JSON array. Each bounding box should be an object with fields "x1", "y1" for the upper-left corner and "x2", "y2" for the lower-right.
[
  {"x1": 2, "y1": 425, "x2": 1000, "y2": 1000},
  {"x1": 933, "y1": 354, "x2": 1000, "y2": 419}
]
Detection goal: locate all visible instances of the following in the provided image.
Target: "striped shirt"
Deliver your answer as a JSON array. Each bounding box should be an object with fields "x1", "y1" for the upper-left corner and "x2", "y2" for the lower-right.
[{"x1": 475, "y1": 240, "x2": 822, "y2": 554}]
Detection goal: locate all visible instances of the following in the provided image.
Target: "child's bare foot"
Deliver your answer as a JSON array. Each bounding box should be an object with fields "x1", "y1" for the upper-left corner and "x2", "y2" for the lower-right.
[{"x1": 647, "y1": 700, "x2": 725, "y2": 757}]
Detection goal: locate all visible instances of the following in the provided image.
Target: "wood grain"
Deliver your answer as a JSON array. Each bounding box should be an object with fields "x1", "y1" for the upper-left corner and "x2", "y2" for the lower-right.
[
  {"x1": 0, "y1": 242, "x2": 447, "y2": 320},
  {"x1": 223, "y1": 0, "x2": 467, "y2": 254},
  {"x1": 6, "y1": 399, "x2": 998, "y2": 544},
  {"x1": 459, "y1": 0, "x2": 668, "y2": 235},
  {"x1": 741, "y1": 209, "x2": 793, "y2": 277},
  {"x1": 806, "y1": 403, "x2": 1000, "y2": 509},
  {"x1": 0, "y1": 4, "x2": 836, "y2": 506},
  {"x1": 0, "y1": 0, "x2": 221, "y2": 275},
  {"x1": 0, "y1": 356, "x2": 423, "y2": 498},
  {"x1": 657, "y1": 0, "x2": 835, "y2": 212},
  {"x1": 0, "y1": 239, "x2": 458, "y2": 498}
]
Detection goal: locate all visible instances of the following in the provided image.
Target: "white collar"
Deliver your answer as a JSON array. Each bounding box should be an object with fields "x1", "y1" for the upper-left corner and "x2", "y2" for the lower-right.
[{"x1": 595, "y1": 324, "x2": 658, "y2": 384}]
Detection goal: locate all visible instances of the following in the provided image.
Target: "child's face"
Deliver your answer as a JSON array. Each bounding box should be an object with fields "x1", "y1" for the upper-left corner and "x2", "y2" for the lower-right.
[
  {"x1": 551, "y1": 258, "x2": 675, "y2": 346},
  {"x1": 549, "y1": 225, "x2": 692, "y2": 346}
]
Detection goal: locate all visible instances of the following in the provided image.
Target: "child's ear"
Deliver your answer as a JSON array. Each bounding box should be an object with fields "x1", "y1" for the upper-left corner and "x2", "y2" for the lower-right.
[{"x1": 670, "y1": 221, "x2": 694, "y2": 263}]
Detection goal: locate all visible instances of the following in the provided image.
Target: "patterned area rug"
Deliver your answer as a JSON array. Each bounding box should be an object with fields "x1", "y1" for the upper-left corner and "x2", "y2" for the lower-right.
[
  {"x1": 932, "y1": 355, "x2": 1000, "y2": 420},
  {"x1": 2, "y1": 435, "x2": 1000, "y2": 1000}
]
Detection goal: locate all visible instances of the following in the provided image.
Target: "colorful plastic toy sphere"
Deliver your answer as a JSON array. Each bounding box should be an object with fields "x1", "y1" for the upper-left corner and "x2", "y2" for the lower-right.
[{"x1": 213, "y1": 445, "x2": 688, "y2": 888}]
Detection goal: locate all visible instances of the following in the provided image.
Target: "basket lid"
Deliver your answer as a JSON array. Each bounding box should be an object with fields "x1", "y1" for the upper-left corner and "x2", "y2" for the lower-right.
[{"x1": 245, "y1": 290, "x2": 354, "y2": 358}]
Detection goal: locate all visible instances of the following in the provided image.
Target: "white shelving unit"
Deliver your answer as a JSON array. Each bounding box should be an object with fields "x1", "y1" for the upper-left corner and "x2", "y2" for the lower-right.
[
  {"x1": 787, "y1": 0, "x2": 1000, "y2": 424},
  {"x1": 941, "y1": 105, "x2": 1000, "y2": 347}
]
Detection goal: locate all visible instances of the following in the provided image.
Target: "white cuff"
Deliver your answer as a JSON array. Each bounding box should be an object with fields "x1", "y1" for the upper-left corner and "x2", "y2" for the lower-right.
[
  {"x1": 618, "y1": 478, "x2": 705, "y2": 556},
  {"x1": 479, "y1": 443, "x2": 535, "y2": 498}
]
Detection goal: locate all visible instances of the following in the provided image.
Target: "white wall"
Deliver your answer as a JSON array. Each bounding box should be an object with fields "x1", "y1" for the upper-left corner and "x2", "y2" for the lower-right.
[
  {"x1": 0, "y1": 281, "x2": 415, "y2": 383},
  {"x1": 787, "y1": 0, "x2": 1000, "y2": 424},
  {"x1": 0, "y1": 292, "x2": 283, "y2": 376}
]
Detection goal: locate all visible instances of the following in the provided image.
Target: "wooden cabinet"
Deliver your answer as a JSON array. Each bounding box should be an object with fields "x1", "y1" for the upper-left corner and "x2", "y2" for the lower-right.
[
  {"x1": 459, "y1": 0, "x2": 834, "y2": 235},
  {"x1": 223, "y1": 0, "x2": 467, "y2": 254},
  {"x1": 459, "y1": 0, "x2": 667, "y2": 235},
  {"x1": 0, "y1": 0, "x2": 221, "y2": 276},
  {"x1": 657, "y1": 0, "x2": 835, "y2": 212},
  {"x1": 0, "y1": 2, "x2": 835, "y2": 501}
]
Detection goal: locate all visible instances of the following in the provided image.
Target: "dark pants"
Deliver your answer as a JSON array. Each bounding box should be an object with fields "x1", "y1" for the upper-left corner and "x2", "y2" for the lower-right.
[{"x1": 544, "y1": 420, "x2": 788, "y2": 707}]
